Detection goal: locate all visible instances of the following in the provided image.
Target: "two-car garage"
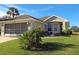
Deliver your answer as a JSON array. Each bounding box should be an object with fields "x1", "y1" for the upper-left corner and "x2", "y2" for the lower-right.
[{"x1": 0, "y1": 15, "x2": 47, "y2": 37}]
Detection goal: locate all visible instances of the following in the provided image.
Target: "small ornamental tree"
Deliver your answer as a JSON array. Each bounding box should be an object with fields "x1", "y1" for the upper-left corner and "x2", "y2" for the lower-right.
[{"x1": 19, "y1": 28, "x2": 44, "y2": 50}]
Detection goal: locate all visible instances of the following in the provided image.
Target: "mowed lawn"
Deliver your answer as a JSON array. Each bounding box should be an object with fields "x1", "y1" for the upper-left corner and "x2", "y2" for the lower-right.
[{"x1": 0, "y1": 35, "x2": 79, "y2": 55}]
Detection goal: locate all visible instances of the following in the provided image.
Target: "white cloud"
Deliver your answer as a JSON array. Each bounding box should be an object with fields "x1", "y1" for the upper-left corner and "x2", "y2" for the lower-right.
[
  {"x1": 2, "y1": 4, "x2": 29, "y2": 15},
  {"x1": 0, "y1": 5, "x2": 8, "y2": 17},
  {"x1": 0, "y1": 4, "x2": 26, "y2": 17},
  {"x1": 2, "y1": 4, "x2": 27, "y2": 11},
  {"x1": 0, "y1": 11, "x2": 7, "y2": 17},
  {"x1": 0, "y1": 6, "x2": 7, "y2": 11},
  {"x1": 0, "y1": 4, "x2": 54, "y2": 17},
  {"x1": 3, "y1": 4, "x2": 42, "y2": 16}
]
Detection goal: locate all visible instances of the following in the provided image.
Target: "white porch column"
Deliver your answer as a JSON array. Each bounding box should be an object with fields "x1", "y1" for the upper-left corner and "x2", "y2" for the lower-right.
[
  {"x1": 62, "y1": 22, "x2": 66, "y2": 30},
  {"x1": 1, "y1": 24, "x2": 5, "y2": 37},
  {"x1": 27, "y1": 22, "x2": 32, "y2": 31},
  {"x1": 28, "y1": 26, "x2": 31, "y2": 30}
]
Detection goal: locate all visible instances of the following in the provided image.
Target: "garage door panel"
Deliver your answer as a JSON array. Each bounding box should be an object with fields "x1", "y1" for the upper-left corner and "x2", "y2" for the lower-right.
[
  {"x1": 5, "y1": 23, "x2": 27, "y2": 35},
  {"x1": 15, "y1": 30, "x2": 21, "y2": 34}
]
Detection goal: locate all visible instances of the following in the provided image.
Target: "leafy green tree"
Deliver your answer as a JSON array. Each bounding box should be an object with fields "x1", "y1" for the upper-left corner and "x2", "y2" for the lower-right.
[
  {"x1": 71, "y1": 26, "x2": 79, "y2": 32},
  {"x1": 6, "y1": 7, "x2": 19, "y2": 18}
]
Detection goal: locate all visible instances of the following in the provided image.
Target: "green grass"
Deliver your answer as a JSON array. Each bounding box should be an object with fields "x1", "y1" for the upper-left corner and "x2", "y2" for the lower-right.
[{"x1": 0, "y1": 35, "x2": 79, "y2": 55}]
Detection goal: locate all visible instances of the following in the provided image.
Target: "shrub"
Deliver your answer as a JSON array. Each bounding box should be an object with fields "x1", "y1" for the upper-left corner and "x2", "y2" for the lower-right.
[
  {"x1": 62, "y1": 29, "x2": 72, "y2": 36},
  {"x1": 19, "y1": 31, "x2": 30, "y2": 49},
  {"x1": 54, "y1": 33, "x2": 60, "y2": 36},
  {"x1": 41, "y1": 31, "x2": 53, "y2": 36},
  {"x1": 19, "y1": 28, "x2": 44, "y2": 50}
]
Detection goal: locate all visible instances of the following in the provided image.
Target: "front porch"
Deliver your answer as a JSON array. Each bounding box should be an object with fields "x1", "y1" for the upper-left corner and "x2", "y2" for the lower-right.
[{"x1": 45, "y1": 22, "x2": 63, "y2": 35}]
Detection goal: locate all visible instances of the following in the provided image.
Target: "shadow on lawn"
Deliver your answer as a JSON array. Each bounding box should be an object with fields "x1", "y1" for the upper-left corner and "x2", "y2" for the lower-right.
[
  {"x1": 39, "y1": 42, "x2": 75, "y2": 51},
  {"x1": 72, "y1": 34, "x2": 79, "y2": 35}
]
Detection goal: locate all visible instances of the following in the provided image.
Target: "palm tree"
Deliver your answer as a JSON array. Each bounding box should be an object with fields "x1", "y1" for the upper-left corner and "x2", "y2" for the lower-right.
[
  {"x1": 19, "y1": 28, "x2": 43, "y2": 50},
  {"x1": 6, "y1": 7, "x2": 20, "y2": 18}
]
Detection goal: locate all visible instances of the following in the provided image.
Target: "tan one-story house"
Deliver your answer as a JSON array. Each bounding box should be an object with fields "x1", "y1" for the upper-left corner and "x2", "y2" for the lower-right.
[{"x1": 0, "y1": 15, "x2": 69, "y2": 36}]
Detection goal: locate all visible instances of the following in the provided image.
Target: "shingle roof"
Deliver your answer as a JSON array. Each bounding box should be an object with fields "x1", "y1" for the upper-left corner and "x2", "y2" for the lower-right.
[
  {"x1": 40, "y1": 16, "x2": 57, "y2": 21},
  {"x1": 0, "y1": 15, "x2": 68, "y2": 23},
  {"x1": 40, "y1": 16, "x2": 50, "y2": 20},
  {"x1": 0, "y1": 15, "x2": 39, "y2": 21},
  {"x1": 15, "y1": 15, "x2": 39, "y2": 20}
]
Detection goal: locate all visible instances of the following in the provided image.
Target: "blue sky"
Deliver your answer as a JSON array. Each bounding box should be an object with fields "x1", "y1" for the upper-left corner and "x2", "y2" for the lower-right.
[{"x1": 0, "y1": 4, "x2": 79, "y2": 27}]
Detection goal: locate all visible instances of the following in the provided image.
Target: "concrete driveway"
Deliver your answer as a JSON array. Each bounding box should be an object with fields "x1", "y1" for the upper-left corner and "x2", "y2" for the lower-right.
[{"x1": 0, "y1": 36, "x2": 17, "y2": 43}]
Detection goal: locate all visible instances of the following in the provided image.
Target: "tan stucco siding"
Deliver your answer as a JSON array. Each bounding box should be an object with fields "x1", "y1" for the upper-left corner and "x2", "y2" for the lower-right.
[{"x1": 31, "y1": 22, "x2": 45, "y2": 30}]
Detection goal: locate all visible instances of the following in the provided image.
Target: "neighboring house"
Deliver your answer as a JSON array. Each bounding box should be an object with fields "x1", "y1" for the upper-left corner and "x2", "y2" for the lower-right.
[{"x1": 0, "y1": 15, "x2": 69, "y2": 37}]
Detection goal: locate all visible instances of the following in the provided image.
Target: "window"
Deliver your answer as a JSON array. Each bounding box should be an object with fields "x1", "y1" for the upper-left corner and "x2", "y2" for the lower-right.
[
  {"x1": 54, "y1": 28, "x2": 57, "y2": 31},
  {"x1": 54, "y1": 23, "x2": 58, "y2": 31},
  {"x1": 48, "y1": 28, "x2": 52, "y2": 31},
  {"x1": 54, "y1": 23, "x2": 57, "y2": 27}
]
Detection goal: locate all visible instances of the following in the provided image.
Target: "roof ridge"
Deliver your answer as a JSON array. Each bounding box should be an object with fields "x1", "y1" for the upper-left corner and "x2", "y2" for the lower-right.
[
  {"x1": 52, "y1": 15, "x2": 69, "y2": 22},
  {"x1": 43, "y1": 16, "x2": 53, "y2": 21}
]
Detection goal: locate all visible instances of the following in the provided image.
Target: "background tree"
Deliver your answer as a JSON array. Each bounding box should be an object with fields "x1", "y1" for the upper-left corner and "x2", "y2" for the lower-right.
[
  {"x1": 6, "y1": 7, "x2": 19, "y2": 18},
  {"x1": 70, "y1": 26, "x2": 79, "y2": 32}
]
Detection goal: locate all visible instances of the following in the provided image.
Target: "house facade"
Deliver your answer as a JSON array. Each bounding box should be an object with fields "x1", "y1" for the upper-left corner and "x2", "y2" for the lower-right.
[
  {"x1": 41, "y1": 16, "x2": 69, "y2": 35},
  {"x1": 0, "y1": 15, "x2": 69, "y2": 37},
  {"x1": 0, "y1": 15, "x2": 44, "y2": 36}
]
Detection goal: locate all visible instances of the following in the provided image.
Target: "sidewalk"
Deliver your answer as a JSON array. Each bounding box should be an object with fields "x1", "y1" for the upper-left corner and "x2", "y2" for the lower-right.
[{"x1": 0, "y1": 36, "x2": 17, "y2": 43}]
